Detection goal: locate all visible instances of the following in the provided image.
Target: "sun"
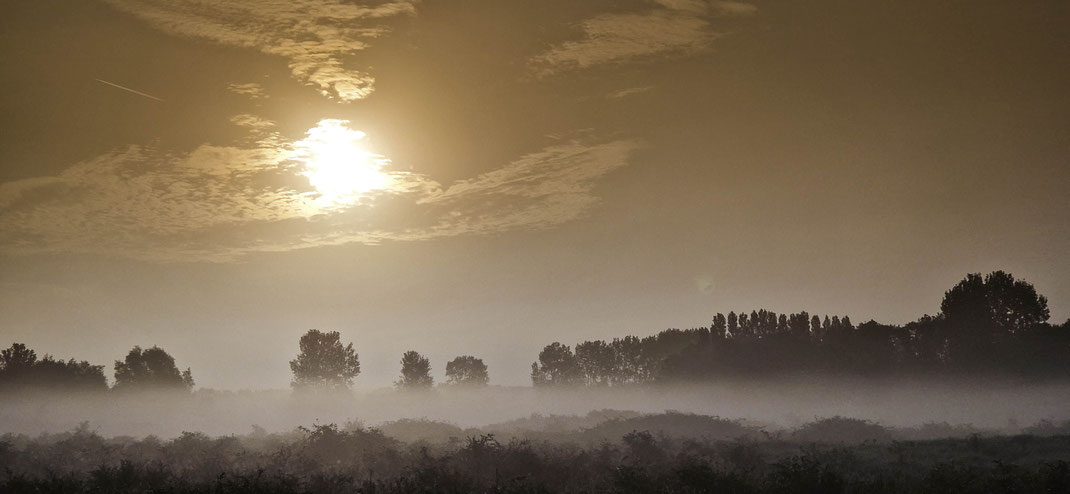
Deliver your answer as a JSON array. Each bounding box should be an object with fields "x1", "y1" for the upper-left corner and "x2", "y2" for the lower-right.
[{"x1": 293, "y1": 119, "x2": 389, "y2": 203}]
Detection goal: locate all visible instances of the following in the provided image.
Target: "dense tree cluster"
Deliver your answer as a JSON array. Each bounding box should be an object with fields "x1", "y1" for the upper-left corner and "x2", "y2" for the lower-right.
[
  {"x1": 533, "y1": 271, "x2": 1069, "y2": 385},
  {"x1": 0, "y1": 343, "x2": 191, "y2": 393},
  {"x1": 0, "y1": 343, "x2": 107, "y2": 392},
  {"x1": 113, "y1": 346, "x2": 195, "y2": 391}
]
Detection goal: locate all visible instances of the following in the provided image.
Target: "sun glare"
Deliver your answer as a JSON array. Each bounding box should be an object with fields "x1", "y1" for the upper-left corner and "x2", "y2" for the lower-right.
[{"x1": 293, "y1": 119, "x2": 389, "y2": 204}]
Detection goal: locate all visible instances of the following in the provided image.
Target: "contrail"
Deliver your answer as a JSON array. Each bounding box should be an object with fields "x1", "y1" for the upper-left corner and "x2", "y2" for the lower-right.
[{"x1": 94, "y1": 78, "x2": 165, "y2": 102}]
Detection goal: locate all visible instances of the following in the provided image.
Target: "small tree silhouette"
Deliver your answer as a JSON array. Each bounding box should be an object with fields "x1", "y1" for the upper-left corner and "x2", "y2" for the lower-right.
[
  {"x1": 113, "y1": 346, "x2": 194, "y2": 391},
  {"x1": 396, "y1": 350, "x2": 433, "y2": 389},
  {"x1": 444, "y1": 355, "x2": 488, "y2": 386},
  {"x1": 290, "y1": 330, "x2": 360, "y2": 390}
]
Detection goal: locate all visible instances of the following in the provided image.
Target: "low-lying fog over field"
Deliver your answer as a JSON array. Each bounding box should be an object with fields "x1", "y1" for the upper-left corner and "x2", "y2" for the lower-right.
[{"x1": 5, "y1": 377, "x2": 1069, "y2": 438}]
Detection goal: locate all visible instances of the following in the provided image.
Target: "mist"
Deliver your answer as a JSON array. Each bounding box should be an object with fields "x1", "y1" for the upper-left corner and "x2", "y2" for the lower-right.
[{"x1": 4, "y1": 377, "x2": 1068, "y2": 439}]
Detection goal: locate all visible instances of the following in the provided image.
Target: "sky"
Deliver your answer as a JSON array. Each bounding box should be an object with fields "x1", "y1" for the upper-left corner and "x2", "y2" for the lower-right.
[{"x1": 1, "y1": 0, "x2": 1067, "y2": 390}]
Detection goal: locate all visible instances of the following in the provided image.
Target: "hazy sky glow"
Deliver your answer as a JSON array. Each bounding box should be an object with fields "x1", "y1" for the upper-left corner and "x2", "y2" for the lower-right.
[{"x1": 1, "y1": 0, "x2": 1067, "y2": 389}]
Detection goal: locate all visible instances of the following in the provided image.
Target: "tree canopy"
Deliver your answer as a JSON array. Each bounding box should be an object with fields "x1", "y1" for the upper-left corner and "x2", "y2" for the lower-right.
[
  {"x1": 289, "y1": 330, "x2": 361, "y2": 390},
  {"x1": 444, "y1": 355, "x2": 488, "y2": 386},
  {"x1": 0, "y1": 343, "x2": 107, "y2": 392},
  {"x1": 113, "y1": 345, "x2": 194, "y2": 391},
  {"x1": 396, "y1": 351, "x2": 433, "y2": 389}
]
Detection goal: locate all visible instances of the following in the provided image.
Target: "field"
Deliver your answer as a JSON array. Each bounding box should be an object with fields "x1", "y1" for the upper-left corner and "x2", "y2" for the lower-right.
[{"x1": 3, "y1": 380, "x2": 1070, "y2": 493}]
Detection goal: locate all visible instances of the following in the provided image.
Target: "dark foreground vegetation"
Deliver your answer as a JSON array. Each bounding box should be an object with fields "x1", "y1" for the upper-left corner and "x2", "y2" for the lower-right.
[{"x1": 3, "y1": 413, "x2": 1070, "y2": 493}]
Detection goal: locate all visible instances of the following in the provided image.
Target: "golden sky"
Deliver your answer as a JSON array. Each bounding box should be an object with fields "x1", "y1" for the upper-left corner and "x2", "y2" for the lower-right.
[{"x1": 1, "y1": 0, "x2": 1067, "y2": 388}]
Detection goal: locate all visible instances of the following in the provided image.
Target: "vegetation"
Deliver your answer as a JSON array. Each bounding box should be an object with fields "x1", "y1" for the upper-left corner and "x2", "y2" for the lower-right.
[
  {"x1": 114, "y1": 345, "x2": 194, "y2": 391},
  {"x1": 0, "y1": 343, "x2": 106, "y2": 393},
  {"x1": 2, "y1": 414, "x2": 1070, "y2": 493},
  {"x1": 1, "y1": 271, "x2": 1065, "y2": 395},
  {"x1": 396, "y1": 350, "x2": 433, "y2": 389},
  {"x1": 533, "y1": 271, "x2": 1069, "y2": 386},
  {"x1": 444, "y1": 355, "x2": 489, "y2": 386},
  {"x1": 289, "y1": 329, "x2": 360, "y2": 390}
]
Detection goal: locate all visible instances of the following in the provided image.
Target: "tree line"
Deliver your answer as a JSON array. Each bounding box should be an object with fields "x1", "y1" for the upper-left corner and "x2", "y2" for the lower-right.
[
  {"x1": 531, "y1": 271, "x2": 1069, "y2": 386},
  {"x1": 0, "y1": 344, "x2": 193, "y2": 393},
  {"x1": 2, "y1": 270, "x2": 1066, "y2": 392},
  {"x1": 0, "y1": 329, "x2": 488, "y2": 393}
]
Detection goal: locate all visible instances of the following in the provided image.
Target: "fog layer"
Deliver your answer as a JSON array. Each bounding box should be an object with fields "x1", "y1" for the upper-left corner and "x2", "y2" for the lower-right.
[{"x1": 3, "y1": 376, "x2": 1068, "y2": 438}]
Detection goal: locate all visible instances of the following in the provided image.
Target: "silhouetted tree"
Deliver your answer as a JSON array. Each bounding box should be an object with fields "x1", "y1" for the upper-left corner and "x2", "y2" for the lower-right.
[
  {"x1": 531, "y1": 342, "x2": 581, "y2": 386},
  {"x1": 738, "y1": 313, "x2": 751, "y2": 337},
  {"x1": 727, "y1": 312, "x2": 738, "y2": 337},
  {"x1": 289, "y1": 330, "x2": 360, "y2": 390},
  {"x1": 114, "y1": 346, "x2": 193, "y2": 391},
  {"x1": 396, "y1": 351, "x2": 433, "y2": 389},
  {"x1": 0, "y1": 343, "x2": 107, "y2": 392},
  {"x1": 711, "y1": 313, "x2": 727, "y2": 339},
  {"x1": 610, "y1": 336, "x2": 652, "y2": 384},
  {"x1": 0, "y1": 343, "x2": 36, "y2": 379},
  {"x1": 575, "y1": 340, "x2": 615, "y2": 386},
  {"x1": 939, "y1": 271, "x2": 1051, "y2": 368},
  {"x1": 788, "y1": 312, "x2": 810, "y2": 338},
  {"x1": 941, "y1": 271, "x2": 1049, "y2": 334},
  {"x1": 444, "y1": 355, "x2": 488, "y2": 386}
]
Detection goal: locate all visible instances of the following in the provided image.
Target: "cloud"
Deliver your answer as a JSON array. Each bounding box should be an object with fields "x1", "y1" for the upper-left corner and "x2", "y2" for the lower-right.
[
  {"x1": 0, "y1": 122, "x2": 638, "y2": 262},
  {"x1": 607, "y1": 86, "x2": 654, "y2": 99},
  {"x1": 532, "y1": 0, "x2": 756, "y2": 74},
  {"x1": 227, "y1": 82, "x2": 267, "y2": 99},
  {"x1": 710, "y1": 1, "x2": 759, "y2": 16},
  {"x1": 104, "y1": 0, "x2": 416, "y2": 101},
  {"x1": 230, "y1": 113, "x2": 274, "y2": 129}
]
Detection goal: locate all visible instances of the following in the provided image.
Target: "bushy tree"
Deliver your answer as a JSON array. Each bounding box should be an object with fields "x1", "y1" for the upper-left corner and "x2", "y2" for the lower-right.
[
  {"x1": 290, "y1": 330, "x2": 361, "y2": 390},
  {"x1": 444, "y1": 355, "x2": 488, "y2": 386},
  {"x1": 114, "y1": 346, "x2": 194, "y2": 391},
  {"x1": 396, "y1": 351, "x2": 433, "y2": 389},
  {"x1": 941, "y1": 271, "x2": 1049, "y2": 333},
  {"x1": 530, "y1": 342, "x2": 581, "y2": 386},
  {"x1": 937, "y1": 271, "x2": 1051, "y2": 368}
]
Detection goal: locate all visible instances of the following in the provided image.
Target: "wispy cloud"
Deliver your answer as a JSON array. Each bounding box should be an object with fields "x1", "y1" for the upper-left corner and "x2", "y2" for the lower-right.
[
  {"x1": 229, "y1": 114, "x2": 276, "y2": 137},
  {"x1": 709, "y1": 1, "x2": 759, "y2": 16},
  {"x1": 532, "y1": 0, "x2": 756, "y2": 74},
  {"x1": 227, "y1": 82, "x2": 267, "y2": 100},
  {"x1": 607, "y1": 86, "x2": 654, "y2": 99},
  {"x1": 104, "y1": 0, "x2": 416, "y2": 101},
  {"x1": 0, "y1": 122, "x2": 638, "y2": 262}
]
